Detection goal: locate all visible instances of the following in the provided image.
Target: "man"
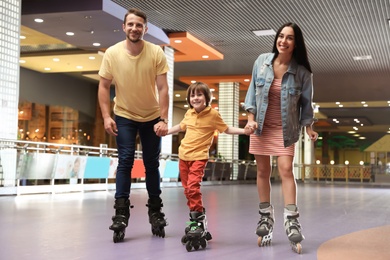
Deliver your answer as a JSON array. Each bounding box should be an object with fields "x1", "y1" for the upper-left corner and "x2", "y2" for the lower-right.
[{"x1": 98, "y1": 8, "x2": 169, "y2": 242}]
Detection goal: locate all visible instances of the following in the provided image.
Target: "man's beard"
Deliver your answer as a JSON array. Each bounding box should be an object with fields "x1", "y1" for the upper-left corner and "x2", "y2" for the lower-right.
[{"x1": 127, "y1": 34, "x2": 142, "y2": 43}]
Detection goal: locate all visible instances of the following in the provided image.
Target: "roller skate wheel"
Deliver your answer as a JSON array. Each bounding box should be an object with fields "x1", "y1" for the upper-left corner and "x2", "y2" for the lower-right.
[
  {"x1": 113, "y1": 230, "x2": 125, "y2": 243},
  {"x1": 257, "y1": 236, "x2": 263, "y2": 247},
  {"x1": 181, "y1": 235, "x2": 188, "y2": 244},
  {"x1": 292, "y1": 242, "x2": 302, "y2": 254},
  {"x1": 200, "y1": 238, "x2": 207, "y2": 249},
  {"x1": 185, "y1": 241, "x2": 192, "y2": 252}
]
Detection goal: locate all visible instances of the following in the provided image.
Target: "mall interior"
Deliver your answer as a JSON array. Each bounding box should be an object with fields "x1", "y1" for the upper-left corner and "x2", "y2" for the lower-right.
[{"x1": 1, "y1": 0, "x2": 390, "y2": 259}]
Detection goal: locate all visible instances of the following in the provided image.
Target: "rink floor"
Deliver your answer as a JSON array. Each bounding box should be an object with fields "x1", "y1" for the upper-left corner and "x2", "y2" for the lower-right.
[{"x1": 1, "y1": 182, "x2": 390, "y2": 260}]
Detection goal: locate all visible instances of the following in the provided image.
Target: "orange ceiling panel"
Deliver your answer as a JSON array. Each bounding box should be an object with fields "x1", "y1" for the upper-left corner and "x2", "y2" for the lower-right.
[{"x1": 169, "y1": 32, "x2": 224, "y2": 62}]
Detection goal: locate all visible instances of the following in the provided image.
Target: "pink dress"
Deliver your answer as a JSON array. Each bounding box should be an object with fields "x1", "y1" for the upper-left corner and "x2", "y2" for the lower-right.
[{"x1": 249, "y1": 79, "x2": 295, "y2": 156}]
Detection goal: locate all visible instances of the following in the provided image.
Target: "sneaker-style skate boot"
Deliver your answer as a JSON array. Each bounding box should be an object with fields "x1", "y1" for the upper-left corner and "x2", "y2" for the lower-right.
[
  {"x1": 255, "y1": 202, "x2": 274, "y2": 246},
  {"x1": 182, "y1": 211, "x2": 212, "y2": 252},
  {"x1": 109, "y1": 198, "x2": 133, "y2": 243},
  {"x1": 284, "y1": 204, "x2": 305, "y2": 254},
  {"x1": 146, "y1": 197, "x2": 168, "y2": 238}
]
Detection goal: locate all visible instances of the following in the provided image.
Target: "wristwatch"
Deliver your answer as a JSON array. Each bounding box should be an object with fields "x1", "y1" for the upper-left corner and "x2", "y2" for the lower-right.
[{"x1": 159, "y1": 118, "x2": 168, "y2": 124}]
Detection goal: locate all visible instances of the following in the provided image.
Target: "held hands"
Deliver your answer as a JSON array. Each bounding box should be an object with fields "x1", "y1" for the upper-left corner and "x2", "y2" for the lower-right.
[
  {"x1": 103, "y1": 117, "x2": 118, "y2": 136},
  {"x1": 244, "y1": 120, "x2": 258, "y2": 135},
  {"x1": 154, "y1": 121, "x2": 168, "y2": 137},
  {"x1": 244, "y1": 126, "x2": 254, "y2": 135}
]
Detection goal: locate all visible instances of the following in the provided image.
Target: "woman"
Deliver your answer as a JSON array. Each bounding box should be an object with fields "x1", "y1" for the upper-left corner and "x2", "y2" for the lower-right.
[{"x1": 243, "y1": 22, "x2": 318, "y2": 254}]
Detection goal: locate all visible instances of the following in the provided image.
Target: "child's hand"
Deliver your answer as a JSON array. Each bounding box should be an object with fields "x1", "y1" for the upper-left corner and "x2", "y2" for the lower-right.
[{"x1": 244, "y1": 126, "x2": 254, "y2": 136}]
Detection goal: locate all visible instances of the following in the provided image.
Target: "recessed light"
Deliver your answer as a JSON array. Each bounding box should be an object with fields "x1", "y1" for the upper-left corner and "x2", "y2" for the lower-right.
[
  {"x1": 53, "y1": 58, "x2": 60, "y2": 62},
  {"x1": 19, "y1": 60, "x2": 26, "y2": 63},
  {"x1": 190, "y1": 80, "x2": 196, "y2": 83},
  {"x1": 93, "y1": 43, "x2": 101, "y2": 46},
  {"x1": 44, "y1": 68, "x2": 51, "y2": 71},
  {"x1": 76, "y1": 66, "x2": 83, "y2": 69},
  {"x1": 175, "y1": 94, "x2": 180, "y2": 97},
  {"x1": 252, "y1": 29, "x2": 276, "y2": 36},
  {"x1": 244, "y1": 79, "x2": 250, "y2": 82},
  {"x1": 353, "y1": 55, "x2": 372, "y2": 61},
  {"x1": 202, "y1": 55, "x2": 209, "y2": 59},
  {"x1": 20, "y1": 35, "x2": 26, "y2": 39},
  {"x1": 66, "y1": 32, "x2": 74, "y2": 36},
  {"x1": 174, "y1": 40, "x2": 182, "y2": 43},
  {"x1": 34, "y1": 18, "x2": 44, "y2": 23},
  {"x1": 89, "y1": 56, "x2": 95, "y2": 60}
]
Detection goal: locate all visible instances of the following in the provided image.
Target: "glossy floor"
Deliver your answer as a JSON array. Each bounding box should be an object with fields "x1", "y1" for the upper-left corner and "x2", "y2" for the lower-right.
[{"x1": 1, "y1": 182, "x2": 390, "y2": 260}]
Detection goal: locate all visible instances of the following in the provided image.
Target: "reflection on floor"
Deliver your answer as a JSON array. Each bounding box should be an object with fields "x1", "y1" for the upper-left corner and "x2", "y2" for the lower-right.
[{"x1": 1, "y1": 182, "x2": 389, "y2": 260}]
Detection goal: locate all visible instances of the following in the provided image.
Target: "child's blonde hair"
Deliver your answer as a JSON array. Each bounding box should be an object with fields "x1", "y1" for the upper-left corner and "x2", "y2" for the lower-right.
[{"x1": 186, "y1": 82, "x2": 212, "y2": 108}]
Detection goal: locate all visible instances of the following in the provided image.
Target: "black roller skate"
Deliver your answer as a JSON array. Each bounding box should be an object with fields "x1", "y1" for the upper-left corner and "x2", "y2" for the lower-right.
[
  {"x1": 109, "y1": 198, "x2": 133, "y2": 243},
  {"x1": 146, "y1": 197, "x2": 168, "y2": 238},
  {"x1": 284, "y1": 204, "x2": 305, "y2": 254},
  {"x1": 181, "y1": 211, "x2": 212, "y2": 252},
  {"x1": 255, "y1": 202, "x2": 274, "y2": 247}
]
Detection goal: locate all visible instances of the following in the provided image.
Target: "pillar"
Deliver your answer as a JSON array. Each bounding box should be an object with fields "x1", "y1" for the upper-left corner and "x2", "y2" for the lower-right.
[
  {"x1": 161, "y1": 46, "x2": 173, "y2": 155},
  {"x1": 0, "y1": 0, "x2": 21, "y2": 189},
  {"x1": 217, "y1": 82, "x2": 239, "y2": 179}
]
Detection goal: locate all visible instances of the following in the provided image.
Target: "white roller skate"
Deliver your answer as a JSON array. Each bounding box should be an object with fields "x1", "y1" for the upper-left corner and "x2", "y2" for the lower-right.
[
  {"x1": 284, "y1": 204, "x2": 305, "y2": 254},
  {"x1": 255, "y1": 203, "x2": 274, "y2": 247}
]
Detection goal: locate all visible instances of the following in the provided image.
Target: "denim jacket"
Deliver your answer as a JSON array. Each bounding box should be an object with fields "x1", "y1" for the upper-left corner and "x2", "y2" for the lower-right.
[{"x1": 243, "y1": 53, "x2": 315, "y2": 147}]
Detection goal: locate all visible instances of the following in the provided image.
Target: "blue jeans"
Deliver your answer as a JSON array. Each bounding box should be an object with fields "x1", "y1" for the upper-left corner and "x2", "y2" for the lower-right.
[{"x1": 115, "y1": 115, "x2": 162, "y2": 199}]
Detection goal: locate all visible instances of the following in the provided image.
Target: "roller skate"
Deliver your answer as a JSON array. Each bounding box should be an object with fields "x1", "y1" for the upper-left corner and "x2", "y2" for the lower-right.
[
  {"x1": 284, "y1": 204, "x2": 305, "y2": 254},
  {"x1": 181, "y1": 211, "x2": 212, "y2": 252},
  {"x1": 146, "y1": 197, "x2": 168, "y2": 238},
  {"x1": 109, "y1": 198, "x2": 133, "y2": 243},
  {"x1": 255, "y1": 202, "x2": 274, "y2": 247}
]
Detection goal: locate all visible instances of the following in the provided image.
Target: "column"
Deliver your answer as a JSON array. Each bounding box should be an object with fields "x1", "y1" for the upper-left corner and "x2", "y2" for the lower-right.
[
  {"x1": 0, "y1": 0, "x2": 21, "y2": 189},
  {"x1": 217, "y1": 82, "x2": 239, "y2": 179},
  {"x1": 161, "y1": 46, "x2": 173, "y2": 155}
]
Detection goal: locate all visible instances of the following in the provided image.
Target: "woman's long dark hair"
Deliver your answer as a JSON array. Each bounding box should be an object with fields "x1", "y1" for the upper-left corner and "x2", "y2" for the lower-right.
[{"x1": 272, "y1": 22, "x2": 312, "y2": 73}]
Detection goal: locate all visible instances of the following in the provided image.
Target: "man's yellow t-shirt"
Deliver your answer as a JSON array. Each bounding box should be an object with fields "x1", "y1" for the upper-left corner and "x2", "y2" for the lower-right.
[
  {"x1": 99, "y1": 40, "x2": 169, "y2": 122},
  {"x1": 179, "y1": 107, "x2": 229, "y2": 161}
]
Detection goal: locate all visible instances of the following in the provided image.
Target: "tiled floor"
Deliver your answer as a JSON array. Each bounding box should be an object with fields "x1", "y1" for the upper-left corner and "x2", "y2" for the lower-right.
[{"x1": 1, "y1": 182, "x2": 390, "y2": 260}]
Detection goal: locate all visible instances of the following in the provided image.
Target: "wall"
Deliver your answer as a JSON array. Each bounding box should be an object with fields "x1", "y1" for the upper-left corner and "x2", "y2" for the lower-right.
[{"x1": 19, "y1": 68, "x2": 98, "y2": 118}]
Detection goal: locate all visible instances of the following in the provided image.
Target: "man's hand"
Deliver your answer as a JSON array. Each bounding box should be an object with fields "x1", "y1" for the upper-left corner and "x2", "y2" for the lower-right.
[
  {"x1": 154, "y1": 121, "x2": 168, "y2": 136},
  {"x1": 103, "y1": 117, "x2": 118, "y2": 136}
]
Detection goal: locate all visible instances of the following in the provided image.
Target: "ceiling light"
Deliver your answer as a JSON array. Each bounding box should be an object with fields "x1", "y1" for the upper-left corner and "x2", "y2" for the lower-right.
[
  {"x1": 190, "y1": 80, "x2": 196, "y2": 83},
  {"x1": 93, "y1": 43, "x2": 101, "y2": 46},
  {"x1": 361, "y1": 101, "x2": 366, "y2": 104},
  {"x1": 358, "y1": 137, "x2": 366, "y2": 139},
  {"x1": 244, "y1": 79, "x2": 250, "y2": 82},
  {"x1": 353, "y1": 55, "x2": 372, "y2": 61},
  {"x1": 20, "y1": 35, "x2": 26, "y2": 39},
  {"x1": 34, "y1": 18, "x2": 44, "y2": 23},
  {"x1": 202, "y1": 55, "x2": 209, "y2": 59},
  {"x1": 76, "y1": 66, "x2": 83, "y2": 69},
  {"x1": 363, "y1": 104, "x2": 368, "y2": 107},
  {"x1": 66, "y1": 32, "x2": 74, "y2": 36},
  {"x1": 175, "y1": 94, "x2": 180, "y2": 97},
  {"x1": 53, "y1": 58, "x2": 60, "y2": 62},
  {"x1": 19, "y1": 60, "x2": 26, "y2": 63},
  {"x1": 174, "y1": 40, "x2": 182, "y2": 43},
  {"x1": 44, "y1": 68, "x2": 51, "y2": 71},
  {"x1": 88, "y1": 56, "x2": 95, "y2": 60},
  {"x1": 252, "y1": 29, "x2": 276, "y2": 36}
]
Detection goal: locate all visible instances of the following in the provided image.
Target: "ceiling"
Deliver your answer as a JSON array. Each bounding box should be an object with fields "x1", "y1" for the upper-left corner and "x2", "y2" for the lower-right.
[{"x1": 19, "y1": 0, "x2": 390, "y2": 148}]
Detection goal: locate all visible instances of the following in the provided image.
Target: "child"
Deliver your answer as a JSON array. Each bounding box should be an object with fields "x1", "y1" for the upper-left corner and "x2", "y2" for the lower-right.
[{"x1": 167, "y1": 82, "x2": 253, "y2": 251}]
